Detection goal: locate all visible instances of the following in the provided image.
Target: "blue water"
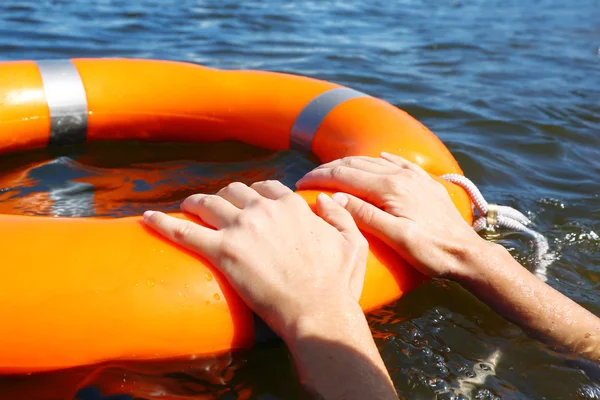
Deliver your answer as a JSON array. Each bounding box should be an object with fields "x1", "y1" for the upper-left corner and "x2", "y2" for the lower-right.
[{"x1": 1, "y1": 0, "x2": 599, "y2": 399}]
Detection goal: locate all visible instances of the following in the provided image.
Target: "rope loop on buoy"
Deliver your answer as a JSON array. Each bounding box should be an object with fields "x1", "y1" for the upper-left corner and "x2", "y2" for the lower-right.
[{"x1": 440, "y1": 173, "x2": 551, "y2": 281}]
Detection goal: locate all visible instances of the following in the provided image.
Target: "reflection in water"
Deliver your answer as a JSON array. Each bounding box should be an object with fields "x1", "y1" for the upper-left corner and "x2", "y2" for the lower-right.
[
  {"x1": 0, "y1": 353, "x2": 255, "y2": 400},
  {"x1": 0, "y1": 141, "x2": 319, "y2": 218}
]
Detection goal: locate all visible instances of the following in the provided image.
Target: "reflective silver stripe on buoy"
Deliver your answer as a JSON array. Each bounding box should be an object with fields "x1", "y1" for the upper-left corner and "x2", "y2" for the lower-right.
[
  {"x1": 290, "y1": 87, "x2": 369, "y2": 152},
  {"x1": 37, "y1": 60, "x2": 88, "y2": 146}
]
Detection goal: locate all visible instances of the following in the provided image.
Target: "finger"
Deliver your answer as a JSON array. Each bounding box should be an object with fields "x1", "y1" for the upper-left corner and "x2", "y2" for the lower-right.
[
  {"x1": 315, "y1": 156, "x2": 400, "y2": 174},
  {"x1": 180, "y1": 194, "x2": 239, "y2": 229},
  {"x1": 380, "y1": 152, "x2": 429, "y2": 178},
  {"x1": 250, "y1": 180, "x2": 293, "y2": 200},
  {"x1": 216, "y1": 182, "x2": 261, "y2": 209},
  {"x1": 330, "y1": 193, "x2": 404, "y2": 249},
  {"x1": 315, "y1": 193, "x2": 362, "y2": 237},
  {"x1": 296, "y1": 166, "x2": 381, "y2": 201},
  {"x1": 143, "y1": 210, "x2": 221, "y2": 260}
]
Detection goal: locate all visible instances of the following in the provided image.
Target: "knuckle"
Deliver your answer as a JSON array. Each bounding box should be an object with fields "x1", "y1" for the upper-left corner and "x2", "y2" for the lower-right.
[
  {"x1": 196, "y1": 194, "x2": 214, "y2": 207},
  {"x1": 235, "y1": 211, "x2": 259, "y2": 230},
  {"x1": 185, "y1": 194, "x2": 203, "y2": 204},
  {"x1": 282, "y1": 192, "x2": 308, "y2": 209},
  {"x1": 249, "y1": 181, "x2": 264, "y2": 189},
  {"x1": 341, "y1": 157, "x2": 355, "y2": 167},
  {"x1": 400, "y1": 160, "x2": 414, "y2": 170},
  {"x1": 219, "y1": 238, "x2": 242, "y2": 264},
  {"x1": 251, "y1": 195, "x2": 270, "y2": 208},
  {"x1": 234, "y1": 212, "x2": 250, "y2": 227},
  {"x1": 266, "y1": 179, "x2": 283, "y2": 187},
  {"x1": 181, "y1": 195, "x2": 201, "y2": 210},
  {"x1": 216, "y1": 185, "x2": 230, "y2": 197},
  {"x1": 381, "y1": 175, "x2": 395, "y2": 186},
  {"x1": 266, "y1": 180, "x2": 289, "y2": 192},
  {"x1": 381, "y1": 176, "x2": 400, "y2": 192},
  {"x1": 405, "y1": 168, "x2": 417, "y2": 178},
  {"x1": 282, "y1": 192, "x2": 300, "y2": 203},
  {"x1": 227, "y1": 181, "x2": 247, "y2": 191},
  {"x1": 387, "y1": 204, "x2": 405, "y2": 217},
  {"x1": 320, "y1": 205, "x2": 336, "y2": 220},
  {"x1": 355, "y1": 202, "x2": 376, "y2": 224},
  {"x1": 251, "y1": 180, "x2": 271, "y2": 189},
  {"x1": 397, "y1": 167, "x2": 416, "y2": 180},
  {"x1": 172, "y1": 222, "x2": 195, "y2": 242},
  {"x1": 331, "y1": 166, "x2": 347, "y2": 180},
  {"x1": 182, "y1": 194, "x2": 217, "y2": 212}
]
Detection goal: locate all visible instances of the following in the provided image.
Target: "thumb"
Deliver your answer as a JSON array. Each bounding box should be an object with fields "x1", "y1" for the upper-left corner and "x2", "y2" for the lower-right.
[
  {"x1": 315, "y1": 193, "x2": 362, "y2": 238},
  {"x1": 331, "y1": 192, "x2": 401, "y2": 245}
]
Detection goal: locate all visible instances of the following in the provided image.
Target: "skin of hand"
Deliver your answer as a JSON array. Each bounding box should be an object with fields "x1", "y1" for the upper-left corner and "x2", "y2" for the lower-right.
[
  {"x1": 297, "y1": 151, "x2": 483, "y2": 279},
  {"x1": 297, "y1": 152, "x2": 600, "y2": 361},
  {"x1": 143, "y1": 181, "x2": 398, "y2": 400}
]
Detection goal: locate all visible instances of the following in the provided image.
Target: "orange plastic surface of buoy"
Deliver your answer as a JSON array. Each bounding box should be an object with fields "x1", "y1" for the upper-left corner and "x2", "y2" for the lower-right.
[{"x1": 0, "y1": 58, "x2": 473, "y2": 374}]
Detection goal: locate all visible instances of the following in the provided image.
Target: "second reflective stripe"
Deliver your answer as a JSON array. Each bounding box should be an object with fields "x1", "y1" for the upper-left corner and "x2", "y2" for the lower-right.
[{"x1": 290, "y1": 87, "x2": 369, "y2": 153}]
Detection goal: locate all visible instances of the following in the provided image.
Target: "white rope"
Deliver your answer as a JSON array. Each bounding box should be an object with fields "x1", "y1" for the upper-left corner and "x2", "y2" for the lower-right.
[{"x1": 440, "y1": 174, "x2": 552, "y2": 281}]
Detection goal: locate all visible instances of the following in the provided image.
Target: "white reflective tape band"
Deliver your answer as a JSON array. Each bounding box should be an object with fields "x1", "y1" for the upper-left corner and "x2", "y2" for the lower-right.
[
  {"x1": 290, "y1": 87, "x2": 369, "y2": 152},
  {"x1": 37, "y1": 60, "x2": 88, "y2": 146}
]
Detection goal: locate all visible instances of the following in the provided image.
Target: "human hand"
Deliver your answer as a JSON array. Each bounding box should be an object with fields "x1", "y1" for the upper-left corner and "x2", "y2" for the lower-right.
[
  {"x1": 296, "y1": 152, "x2": 486, "y2": 279},
  {"x1": 142, "y1": 180, "x2": 368, "y2": 341}
]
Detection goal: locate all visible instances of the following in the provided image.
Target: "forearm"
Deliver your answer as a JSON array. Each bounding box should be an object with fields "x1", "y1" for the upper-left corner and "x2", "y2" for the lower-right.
[
  {"x1": 283, "y1": 300, "x2": 397, "y2": 400},
  {"x1": 452, "y1": 240, "x2": 600, "y2": 360}
]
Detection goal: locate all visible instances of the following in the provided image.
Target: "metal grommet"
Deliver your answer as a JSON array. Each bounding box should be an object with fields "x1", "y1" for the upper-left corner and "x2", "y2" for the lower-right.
[{"x1": 487, "y1": 204, "x2": 499, "y2": 227}]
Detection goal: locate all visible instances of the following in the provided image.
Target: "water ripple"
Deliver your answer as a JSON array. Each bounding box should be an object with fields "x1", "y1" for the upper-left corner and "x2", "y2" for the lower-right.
[{"x1": 1, "y1": 0, "x2": 599, "y2": 398}]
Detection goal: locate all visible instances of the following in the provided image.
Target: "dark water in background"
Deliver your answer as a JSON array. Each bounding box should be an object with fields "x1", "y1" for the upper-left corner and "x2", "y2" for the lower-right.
[{"x1": 1, "y1": 0, "x2": 599, "y2": 398}]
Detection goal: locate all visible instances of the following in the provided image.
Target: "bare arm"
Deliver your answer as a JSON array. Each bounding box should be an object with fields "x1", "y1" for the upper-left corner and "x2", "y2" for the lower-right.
[
  {"x1": 297, "y1": 152, "x2": 600, "y2": 361},
  {"x1": 143, "y1": 181, "x2": 397, "y2": 399},
  {"x1": 288, "y1": 300, "x2": 397, "y2": 400},
  {"x1": 457, "y1": 240, "x2": 600, "y2": 359}
]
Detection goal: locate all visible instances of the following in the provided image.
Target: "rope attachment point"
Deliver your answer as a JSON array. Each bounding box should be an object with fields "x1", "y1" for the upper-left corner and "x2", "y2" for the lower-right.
[{"x1": 440, "y1": 174, "x2": 552, "y2": 281}]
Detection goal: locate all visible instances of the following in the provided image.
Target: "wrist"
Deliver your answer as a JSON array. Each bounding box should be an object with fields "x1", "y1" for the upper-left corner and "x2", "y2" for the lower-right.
[
  {"x1": 443, "y1": 236, "x2": 510, "y2": 283},
  {"x1": 281, "y1": 296, "x2": 366, "y2": 349},
  {"x1": 281, "y1": 296, "x2": 397, "y2": 400}
]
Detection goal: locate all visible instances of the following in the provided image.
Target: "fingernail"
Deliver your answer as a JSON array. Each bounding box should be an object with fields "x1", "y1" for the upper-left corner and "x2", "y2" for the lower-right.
[
  {"x1": 143, "y1": 210, "x2": 156, "y2": 220},
  {"x1": 332, "y1": 193, "x2": 349, "y2": 207},
  {"x1": 317, "y1": 193, "x2": 333, "y2": 203},
  {"x1": 380, "y1": 151, "x2": 391, "y2": 157}
]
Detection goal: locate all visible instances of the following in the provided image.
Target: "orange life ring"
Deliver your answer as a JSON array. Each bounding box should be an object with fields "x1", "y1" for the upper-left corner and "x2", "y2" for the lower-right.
[{"x1": 0, "y1": 58, "x2": 473, "y2": 374}]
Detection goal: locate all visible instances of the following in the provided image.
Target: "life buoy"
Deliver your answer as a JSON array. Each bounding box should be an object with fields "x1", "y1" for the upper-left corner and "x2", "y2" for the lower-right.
[{"x1": 0, "y1": 58, "x2": 472, "y2": 373}]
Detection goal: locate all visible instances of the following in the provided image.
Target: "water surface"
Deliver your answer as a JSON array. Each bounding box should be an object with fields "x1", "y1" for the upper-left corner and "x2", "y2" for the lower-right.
[{"x1": 1, "y1": 0, "x2": 599, "y2": 398}]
